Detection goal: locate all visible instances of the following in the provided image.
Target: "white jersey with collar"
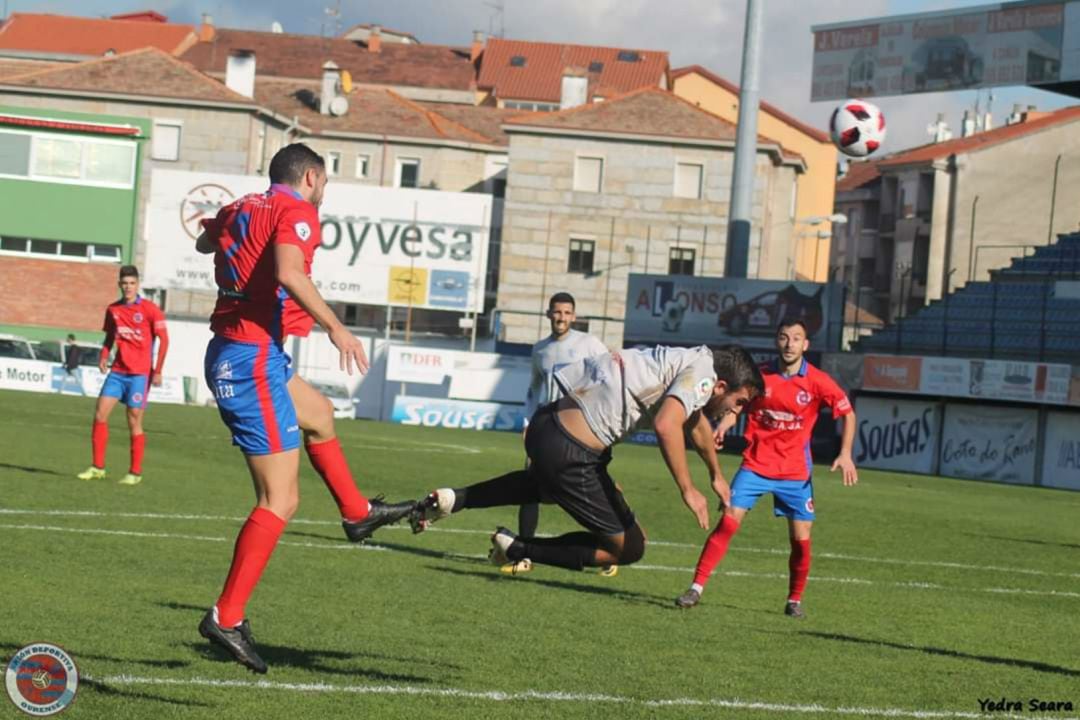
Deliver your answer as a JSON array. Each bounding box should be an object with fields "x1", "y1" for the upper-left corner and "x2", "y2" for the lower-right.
[
  {"x1": 554, "y1": 345, "x2": 717, "y2": 447},
  {"x1": 524, "y1": 329, "x2": 608, "y2": 419}
]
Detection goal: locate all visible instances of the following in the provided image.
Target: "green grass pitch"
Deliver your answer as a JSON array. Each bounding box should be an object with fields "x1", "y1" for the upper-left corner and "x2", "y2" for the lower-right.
[{"x1": 0, "y1": 389, "x2": 1078, "y2": 719}]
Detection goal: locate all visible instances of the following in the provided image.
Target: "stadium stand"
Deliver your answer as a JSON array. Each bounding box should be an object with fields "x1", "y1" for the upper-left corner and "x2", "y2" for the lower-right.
[{"x1": 855, "y1": 232, "x2": 1080, "y2": 362}]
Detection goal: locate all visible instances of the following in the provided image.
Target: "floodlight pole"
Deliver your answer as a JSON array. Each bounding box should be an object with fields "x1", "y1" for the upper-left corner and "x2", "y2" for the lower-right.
[{"x1": 725, "y1": 0, "x2": 764, "y2": 279}]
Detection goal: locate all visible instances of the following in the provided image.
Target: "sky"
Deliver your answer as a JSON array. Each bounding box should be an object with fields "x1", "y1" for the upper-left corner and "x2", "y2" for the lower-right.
[{"x1": 11, "y1": 0, "x2": 1075, "y2": 152}]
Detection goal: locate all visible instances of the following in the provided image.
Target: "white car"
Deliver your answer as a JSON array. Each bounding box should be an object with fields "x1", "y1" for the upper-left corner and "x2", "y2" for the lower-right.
[
  {"x1": 309, "y1": 381, "x2": 357, "y2": 419},
  {"x1": 0, "y1": 334, "x2": 36, "y2": 360}
]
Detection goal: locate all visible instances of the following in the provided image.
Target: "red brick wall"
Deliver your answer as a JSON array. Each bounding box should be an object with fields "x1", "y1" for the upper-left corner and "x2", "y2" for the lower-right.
[{"x1": 0, "y1": 256, "x2": 120, "y2": 330}]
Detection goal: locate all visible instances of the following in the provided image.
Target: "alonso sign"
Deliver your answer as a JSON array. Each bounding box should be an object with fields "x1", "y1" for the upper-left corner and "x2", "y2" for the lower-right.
[{"x1": 143, "y1": 169, "x2": 492, "y2": 313}]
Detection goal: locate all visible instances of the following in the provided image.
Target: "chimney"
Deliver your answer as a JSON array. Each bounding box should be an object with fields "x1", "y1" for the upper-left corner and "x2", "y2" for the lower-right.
[
  {"x1": 926, "y1": 112, "x2": 951, "y2": 143},
  {"x1": 961, "y1": 110, "x2": 975, "y2": 137},
  {"x1": 560, "y1": 67, "x2": 588, "y2": 110},
  {"x1": 321, "y1": 60, "x2": 341, "y2": 114},
  {"x1": 470, "y1": 30, "x2": 485, "y2": 64},
  {"x1": 225, "y1": 50, "x2": 255, "y2": 99},
  {"x1": 368, "y1": 24, "x2": 382, "y2": 53},
  {"x1": 199, "y1": 13, "x2": 214, "y2": 42}
]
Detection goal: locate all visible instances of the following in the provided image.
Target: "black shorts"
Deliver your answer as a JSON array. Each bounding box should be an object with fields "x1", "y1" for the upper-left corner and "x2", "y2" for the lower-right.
[{"x1": 525, "y1": 404, "x2": 636, "y2": 537}]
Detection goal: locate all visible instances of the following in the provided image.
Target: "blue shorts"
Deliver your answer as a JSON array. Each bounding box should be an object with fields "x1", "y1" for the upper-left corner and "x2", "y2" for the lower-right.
[
  {"x1": 101, "y1": 371, "x2": 150, "y2": 409},
  {"x1": 729, "y1": 468, "x2": 815, "y2": 521},
  {"x1": 204, "y1": 336, "x2": 299, "y2": 456}
]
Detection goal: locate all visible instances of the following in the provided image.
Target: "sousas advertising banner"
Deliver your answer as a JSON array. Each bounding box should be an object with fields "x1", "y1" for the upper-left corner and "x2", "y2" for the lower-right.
[
  {"x1": 143, "y1": 169, "x2": 492, "y2": 313},
  {"x1": 854, "y1": 396, "x2": 941, "y2": 474},
  {"x1": 623, "y1": 274, "x2": 840, "y2": 349}
]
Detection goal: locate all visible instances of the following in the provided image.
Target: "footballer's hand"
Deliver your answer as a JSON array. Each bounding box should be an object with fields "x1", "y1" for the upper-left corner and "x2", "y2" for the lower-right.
[
  {"x1": 831, "y1": 453, "x2": 859, "y2": 486},
  {"x1": 682, "y1": 486, "x2": 710, "y2": 530},
  {"x1": 98, "y1": 359, "x2": 108, "y2": 374},
  {"x1": 151, "y1": 372, "x2": 163, "y2": 387},
  {"x1": 330, "y1": 326, "x2": 369, "y2": 375},
  {"x1": 713, "y1": 413, "x2": 737, "y2": 450},
  {"x1": 711, "y1": 474, "x2": 731, "y2": 509}
]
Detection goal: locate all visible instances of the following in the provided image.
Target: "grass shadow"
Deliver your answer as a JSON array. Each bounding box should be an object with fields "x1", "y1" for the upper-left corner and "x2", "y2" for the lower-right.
[
  {"x1": 0, "y1": 463, "x2": 62, "y2": 476},
  {"x1": 154, "y1": 603, "x2": 457, "y2": 676},
  {"x1": 186, "y1": 641, "x2": 435, "y2": 683},
  {"x1": 964, "y1": 533, "x2": 1080, "y2": 551},
  {"x1": 369, "y1": 540, "x2": 489, "y2": 565},
  {"x1": 427, "y1": 565, "x2": 676, "y2": 609},
  {"x1": 0, "y1": 641, "x2": 190, "y2": 670},
  {"x1": 798, "y1": 630, "x2": 1080, "y2": 677}
]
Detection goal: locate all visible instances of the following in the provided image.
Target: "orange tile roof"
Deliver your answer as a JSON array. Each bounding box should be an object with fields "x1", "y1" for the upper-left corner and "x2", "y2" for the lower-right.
[
  {"x1": 503, "y1": 87, "x2": 804, "y2": 165},
  {"x1": 182, "y1": 29, "x2": 475, "y2": 90},
  {"x1": 254, "y1": 80, "x2": 501, "y2": 145},
  {"x1": 836, "y1": 159, "x2": 880, "y2": 192},
  {"x1": 671, "y1": 65, "x2": 830, "y2": 144},
  {"x1": 878, "y1": 106, "x2": 1080, "y2": 168},
  {"x1": 0, "y1": 47, "x2": 254, "y2": 105},
  {"x1": 477, "y1": 38, "x2": 667, "y2": 103},
  {"x1": 416, "y1": 102, "x2": 519, "y2": 146},
  {"x1": 0, "y1": 12, "x2": 195, "y2": 57}
]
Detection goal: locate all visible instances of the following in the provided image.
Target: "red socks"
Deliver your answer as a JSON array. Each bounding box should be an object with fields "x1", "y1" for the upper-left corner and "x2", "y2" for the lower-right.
[
  {"x1": 788, "y1": 538, "x2": 812, "y2": 602},
  {"x1": 305, "y1": 438, "x2": 369, "y2": 522},
  {"x1": 216, "y1": 507, "x2": 287, "y2": 628},
  {"x1": 91, "y1": 420, "x2": 108, "y2": 468},
  {"x1": 692, "y1": 513, "x2": 742, "y2": 587},
  {"x1": 130, "y1": 433, "x2": 145, "y2": 475}
]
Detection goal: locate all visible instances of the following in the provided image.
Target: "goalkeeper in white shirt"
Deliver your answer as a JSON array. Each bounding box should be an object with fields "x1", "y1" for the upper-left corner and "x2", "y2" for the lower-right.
[
  {"x1": 409, "y1": 344, "x2": 764, "y2": 574},
  {"x1": 510, "y1": 292, "x2": 609, "y2": 576}
]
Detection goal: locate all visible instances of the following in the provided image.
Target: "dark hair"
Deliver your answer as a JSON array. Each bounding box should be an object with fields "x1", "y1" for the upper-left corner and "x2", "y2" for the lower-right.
[
  {"x1": 713, "y1": 345, "x2": 764, "y2": 397},
  {"x1": 66, "y1": 334, "x2": 76, "y2": 342},
  {"x1": 269, "y1": 143, "x2": 325, "y2": 186},
  {"x1": 776, "y1": 317, "x2": 809, "y2": 335},
  {"x1": 119, "y1": 265, "x2": 139, "y2": 280},
  {"x1": 548, "y1": 292, "x2": 576, "y2": 310}
]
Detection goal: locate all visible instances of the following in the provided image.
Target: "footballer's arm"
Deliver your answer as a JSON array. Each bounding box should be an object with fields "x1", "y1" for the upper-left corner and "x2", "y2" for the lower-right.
[
  {"x1": 274, "y1": 243, "x2": 368, "y2": 375},
  {"x1": 831, "y1": 412, "x2": 859, "y2": 486},
  {"x1": 653, "y1": 397, "x2": 710, "y2": 529},
  {"x1": 689, "y1": 411, "x2": 730, "y2": 507}
]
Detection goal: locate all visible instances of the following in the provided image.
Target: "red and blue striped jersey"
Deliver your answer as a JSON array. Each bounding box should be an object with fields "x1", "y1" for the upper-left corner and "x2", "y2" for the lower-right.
[
  {"x1": 102, "y1": 296, "x2": 166, "y2": 375},
  {"x1": 741, "y1": 359, "x2": 852, "y2": 481},
  {"x1": 201, "y1": 184, "x2": 319, "y2": 344}
]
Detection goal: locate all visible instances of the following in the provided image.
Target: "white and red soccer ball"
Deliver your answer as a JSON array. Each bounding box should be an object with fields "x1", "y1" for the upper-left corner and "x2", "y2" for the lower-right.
[{"x1": 830, "y1": 99, "x2": 886, "y2": 158}]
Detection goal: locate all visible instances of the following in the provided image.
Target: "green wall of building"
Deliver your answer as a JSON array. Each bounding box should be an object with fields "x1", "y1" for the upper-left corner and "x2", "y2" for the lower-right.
[{"x1": 0, "y1": 105, "x2": 150, "y2": 262}]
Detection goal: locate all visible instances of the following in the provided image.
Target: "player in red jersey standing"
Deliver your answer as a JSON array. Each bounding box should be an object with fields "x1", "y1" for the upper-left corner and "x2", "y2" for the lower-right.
[
  {"x1": 675, "y1": 318, "x2": 857, "y2": 617},
  {"x1": 77, "y1": 265, "x2": 169, "y2": 486},
  {"x1": 193, "y1": 143, "x2": 413, "y2": 673}
]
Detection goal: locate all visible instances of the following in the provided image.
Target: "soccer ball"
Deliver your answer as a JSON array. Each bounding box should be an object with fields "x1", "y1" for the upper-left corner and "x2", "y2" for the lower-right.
[{"x1": 830, "y1": 99, "x2": 886, "y2": 158}]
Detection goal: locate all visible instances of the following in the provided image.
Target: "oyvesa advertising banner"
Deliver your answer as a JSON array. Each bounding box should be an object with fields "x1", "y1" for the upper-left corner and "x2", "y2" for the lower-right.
[
  {"x1": 940, "y1": 405, "x2": 1038, "y2": 485},
  {"x1": 1040, "y1": 411, "x2": 1080, "y2": 490},
  {"x1": 854, "y1": 396, "x2": 941, "y2": 474},
  {"x1": 390, "y1": 395, "x2": 525, "y2": 432},
  {"x1": 143, "y1": 169, "x2": 492, "y2": 313}
]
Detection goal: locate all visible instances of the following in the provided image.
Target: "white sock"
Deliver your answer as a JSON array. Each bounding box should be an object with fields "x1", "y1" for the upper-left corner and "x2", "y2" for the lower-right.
[{"x1": 690, "y1": 582, "x2": 704, "y2": 594}]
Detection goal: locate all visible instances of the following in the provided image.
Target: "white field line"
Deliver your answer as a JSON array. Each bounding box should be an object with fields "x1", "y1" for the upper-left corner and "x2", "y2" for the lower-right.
[
  {"x1": 1, "y1": 507, "x2": 1077, "y2": 580},
  {"x1": 0, "y1": 519, "x2": 1076, "y2": 600},
  {"x1": 83, "y1": 674, "x2": 1057, "y2": 720},
  {"x1": 0, "y1": 523, "x2": 384, "y2": 553}
]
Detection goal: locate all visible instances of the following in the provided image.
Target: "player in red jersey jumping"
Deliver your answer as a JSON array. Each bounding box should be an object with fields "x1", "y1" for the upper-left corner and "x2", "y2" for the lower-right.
[
  {"x1": 77, "y1": 265, "x2": 169, "y2": 486},
  {"x1": 675, "y1": 318, "x2": 857, "y2": 617},
  {"x1": 193, "y1": 143, "x2": 413, "y2": 673}
]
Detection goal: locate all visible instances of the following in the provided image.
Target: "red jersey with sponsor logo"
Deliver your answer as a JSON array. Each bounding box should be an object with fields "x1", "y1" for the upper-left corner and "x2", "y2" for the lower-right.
[
  {"x1": 103, "y1": 297, "x2": 166, "y2": 375},
  {"x1": 742, "y1": 359, "x2": 852, "y2": 480},
  {"x1": 201, "y1": 184, "x2": 319, "y2": 344}
]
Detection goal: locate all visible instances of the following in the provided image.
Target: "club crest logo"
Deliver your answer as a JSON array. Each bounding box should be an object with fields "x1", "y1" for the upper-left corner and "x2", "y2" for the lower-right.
[
  {"x1": 805, "y1": 498, "x2": 815, "y2": 513},
  {"x1": 133, "y1": 313, "x2": 143, "y2": 324},
  {"x1": 5, "y1": 643, "x2": 79, "y2": 716},
  {"x1": 695, "y1": 378, "x2": 715, "y2": 401},
  {"x1": 132, "y1": 393, "x2": 144, "y2": 405},
  {"x1": 795, "y1": 390, "x2": 812, "y2": 407},
  {"x1": 215, "y1": 361, "x2": 232, "y2": 380},
  {"x1": 295, "y1": 221, "x2": 312, "y2": 242}
]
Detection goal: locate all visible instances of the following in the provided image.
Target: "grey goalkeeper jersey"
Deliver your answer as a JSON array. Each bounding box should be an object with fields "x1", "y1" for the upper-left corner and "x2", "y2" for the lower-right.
[
  {"x1": 525, "y1": 329, "x2": 609, "y2": 418},
  {"x1": 554, "y1": 345, "x2": 717, "y2": 447}
]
